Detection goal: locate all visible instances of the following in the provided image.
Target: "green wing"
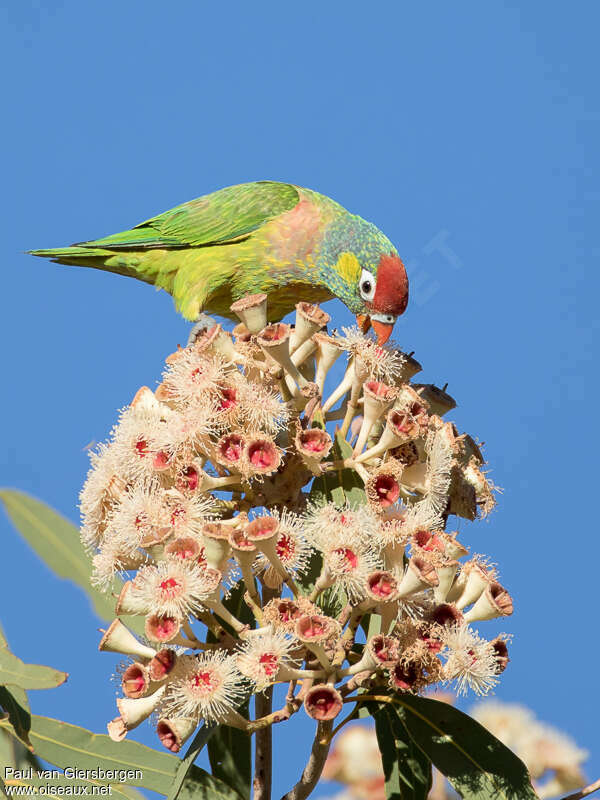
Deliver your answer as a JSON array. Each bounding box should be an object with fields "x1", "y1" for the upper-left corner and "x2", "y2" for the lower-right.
[{"x1": 77, "y1": 181, "x2": 300, "y2": 250}]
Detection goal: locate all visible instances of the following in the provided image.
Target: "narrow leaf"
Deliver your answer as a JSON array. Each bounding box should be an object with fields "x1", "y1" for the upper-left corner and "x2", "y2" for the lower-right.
[
  {"x1": 394, "y1": 694, "x2": 538, "y2": 800},
  {"x1": 165, "y1": 725, "x2": 217, "y2": 800},
  {"x1": 309, "y1": 432, "x2": 365, "y2": 509},
  {"x1": 370, "y1": 704, "x2": 431, "y2": 800},
  {"x1": 0, "y1": 687, "x2": 32, "y2": 750},
  {"x1": 178, "y1": 768, "x2": 243, "y2": 800},
  {"x1": 0, "y1": 490, "x2": 143, "y2": 634},
  {"x1": 206, "y1": 584, "x2": 252, "y2": 800},
  {"x1": 0, "y1": 650, "x2": 67, "y2": 691},
  {"x1": 207, "y1": 707, "x2": 250, "y2": 800},
  {"x1": 4, "y1": 773, "x2": 154, "y2": 800},
  {"x1": 0, "y1": 714, "x2": 183, "y2": 795}
]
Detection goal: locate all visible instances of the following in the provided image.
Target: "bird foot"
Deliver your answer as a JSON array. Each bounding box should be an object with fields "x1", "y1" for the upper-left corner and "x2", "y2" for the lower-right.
[{"x1": 187, "y1": 314, "x2": 219, "y2": 347}]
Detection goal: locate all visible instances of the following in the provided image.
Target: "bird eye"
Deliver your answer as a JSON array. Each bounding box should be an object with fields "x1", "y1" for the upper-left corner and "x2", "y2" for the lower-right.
[{"x1": 359, "y1": 269, "x2": 376, "y2": 302}]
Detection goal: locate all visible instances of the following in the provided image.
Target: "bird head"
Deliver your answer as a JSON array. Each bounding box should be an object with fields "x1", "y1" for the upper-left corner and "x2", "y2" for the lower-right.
[{"x1": 333, "y1": 250, "x2": 409, "y2": 344}]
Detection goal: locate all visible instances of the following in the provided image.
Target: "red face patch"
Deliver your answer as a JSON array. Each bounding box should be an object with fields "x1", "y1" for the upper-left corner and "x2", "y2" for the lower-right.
[{"x1": 371, "y1": 253, "x2": 409, "y2": 315}]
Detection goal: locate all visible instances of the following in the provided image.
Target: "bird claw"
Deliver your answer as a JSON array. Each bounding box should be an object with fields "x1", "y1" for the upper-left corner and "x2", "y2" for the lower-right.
[{"x1": 187, "y1": 314, "x2": 219, "y2": 347}]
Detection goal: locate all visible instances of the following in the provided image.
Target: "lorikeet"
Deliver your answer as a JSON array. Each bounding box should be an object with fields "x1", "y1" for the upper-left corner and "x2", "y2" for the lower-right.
[{"x1": 29, "y1": 181, "x2": 409, "y2": 343}]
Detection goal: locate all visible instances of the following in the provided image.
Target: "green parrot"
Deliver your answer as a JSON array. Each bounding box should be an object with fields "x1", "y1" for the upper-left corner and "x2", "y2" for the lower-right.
[{"x1": 29, "y1": 181, "x2": 409, "y2": 343}]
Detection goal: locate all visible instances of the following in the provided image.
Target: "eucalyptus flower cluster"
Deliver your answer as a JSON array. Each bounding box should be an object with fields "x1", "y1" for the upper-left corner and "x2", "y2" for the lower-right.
[{"x1": 80, "y1": 292, "x2": 512, "y2": 753}]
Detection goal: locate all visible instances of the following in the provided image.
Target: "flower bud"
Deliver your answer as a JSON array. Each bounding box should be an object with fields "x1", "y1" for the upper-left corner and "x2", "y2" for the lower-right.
[
  {"x1": 165, "y1": 536, "x2": 201, "y2": 560},
  {"x1": 121, "y1": 662, "x2": 151, "y2": 698},
  {"x1": 201, "y1": 523, "x2": 231, "y2": 571},
  {"x1": 454, "y1": 563, "x2": 492, "y2": 610},
  {"x1": 99, "y1": 619, "x2": 156, "y2": 660},
  {"x1": 244, "y1": 435, "x2": 281, "y2": 475},
  {"x1": 257, "y1": 323, "x2": 309, "y2": 391},
  {"x1": 195, "y1": 323, "x2": 237, "y2": 362},
  {"x1": 295, "y1": 427, "x2": 333, "y2": 468},
  {"x1": 115, "y1": 685, "x2": 166, "y2": 732},
  {"x1": 433, "y1": 560, "x2": 460, "y2": 603},
  {"x1": 157, "y1": 717, "x2": 197, "y2": 753},
  {"x1": 412, "y1": 384, "x2": 457, "y2": 417},
  {"x1": 230, "y1": 293, "x2": 268, "y2": 333},
  {"x1": 115, "y1": 581, "x2": 149, "y2": 617},
  {"x1": 366, "y1": 462, "x2": 403, "y2": 512},
  {"x1": 291, "y1": 303, "x2": 330, "y2": 352},
  {"x1": 313, "y1": 333, "x2": 345, "y2": 393},
  {"x1": 354, "y1": 409, "x2": 414, "y2": 464},
  {"x1": 353, "y1": 381, "x2": 397, "y2": 455},
  {"x1": 304, "y1": 685, "x2": 343, "y2": 721},
  {"x1": 215, "y1": 433, "x2": 246, "y2": 470},
  {"x1": 463, "y1": 581, "x2": 514, "y2": 623},
  {"x1": 145, "y1": 614, "x2": 181, "y2": 643},
  {"x1": 148, "y1": 648, "x2": 177, "y2": 681},
  {"x1": 365, "y1": 571, "x2": 400, "y2": 604},
  {"x1": 397, "y1": 556, "x2": 439, "y2": 598}
]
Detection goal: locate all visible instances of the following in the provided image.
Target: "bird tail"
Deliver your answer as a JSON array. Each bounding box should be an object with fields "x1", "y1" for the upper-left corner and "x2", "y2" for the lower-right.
[{"x1": 27, "y1": 246, "x2": 155, "y2": 284}]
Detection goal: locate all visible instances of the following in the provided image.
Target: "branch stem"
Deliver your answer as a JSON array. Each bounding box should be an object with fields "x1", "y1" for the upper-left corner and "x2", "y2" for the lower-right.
[
  {"x1": 560, "y1": 778, "x2": 600, "y2": 800},
  {"x1": 280, "y1": 720, "x2": 334, "y2": 800}
]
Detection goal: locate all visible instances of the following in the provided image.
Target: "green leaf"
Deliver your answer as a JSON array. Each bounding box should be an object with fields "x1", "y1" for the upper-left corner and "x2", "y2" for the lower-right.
[
  {"x1": 165, "y1": 725, "x2": 219, "y2": 800},
  {"x1": 0, "y1": 650, "x2": 67, "y2": 691},
  {"x1": 0, "y1": 714, "x2": 183, "y2": 795},
  {"x1": 178, "y1": 767, "x2": 243, "y2": 800},
  {"x1": 207, "y1": 707, "x2": 250, "y2": 800},
  {"x1": 369, "y1": 705, "x2": 431, "y2": 800},
  {"x1": 309, "y1": 432, "x2": 366, "y2": 509},
  {"x1": 0, "y1": 624, "x2": 34, "y2": 751},
  {"x1": 4, "y1": 772, "x2": 154, "y2": 800},
  {"x1": 0, "y1": 687, "x2": 33, "y2": 750},
  {"x1": 0, "y1": 490, "x2": 144, "y2": 635},
  {"x1": 206, "y1": 583, "x2": 252, "y2": 800},
  {"x1": 392, "y1": 695, "x2": 538, "y2": 800}
]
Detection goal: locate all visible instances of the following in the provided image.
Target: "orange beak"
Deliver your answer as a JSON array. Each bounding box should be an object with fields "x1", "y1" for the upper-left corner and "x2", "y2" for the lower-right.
[
  {"x1": 356, "y1": 314, "x2": 371, "y2": 334},
  {"x1": 371, "y1": 318, "x2": 395, "y2": 345}
]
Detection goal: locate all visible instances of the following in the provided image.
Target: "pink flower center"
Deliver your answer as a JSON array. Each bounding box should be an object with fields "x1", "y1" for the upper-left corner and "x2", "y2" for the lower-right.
[
  {"x1": 392, "y1": 663, "x2": 417, "y2": 691},
  {"x1": 180, "y1": 466, "x2": 199, "y2": 491},
  {"x1": 373, "y1": 475, "x2": 400, "y2": 507},
  {"x1": 151, "y1": 616, "x2": 178, "y2": 640},
  {"x1": 276, "y1": 533, "x2": 295, "y2": 562},
  {"x1": 193, "y1": 670, "x2": 217, "y2": 692},
  {"x1": 157, "y1": 721, "x2": 180, "y2": 752},
  {"x1": 277, "y1": 601, "x2": 300, "y2": 623},
  {"x1": 368, "y1": 572, "x2": 396, "y2": 598},
  {"x1": 371, "y1": 636, "x2": 398, "y2": 663},
  {"x1": 332, "y1": 547, "x2": 358, "y2": 572},
  {"x1": 259, "y1": 652, "x2": 279, "y2": 676},
  {"x1": 218, "y1": 387, "x2": 237, "y2": 410},
  {"x1": 300, "y1": 430, "x2": 327, "y2": 453},
  {"x1": 299, "y1": 616, "x2": 327, "y2": 638},
  {"x1": 390, "y1": 412, "x2": 411, "y2": 434},
  {"x1": 122, "y1": 664, "x2": 146, "y2": 696},
  {"x1": 170, "y1": 505, "x2": 186, "y2": 527},
  {"x1": 159, "y1": 577, "x2": 181, "y2": 597},
  {"x1": 153, "y1": 450, "x2": 171, "y2": 470},
  {"x1": 306, "y1": 688, "x2": 340, "y2": 719},
  {"x1": 248, "y1": 441, "x2": 276, "y2": 468},
  {"x1": 220, "y1": 435, "x2": 243, "y2": 461},
  {"x1": 366, "y1": 380, "x2": 394, "y2": 399}
]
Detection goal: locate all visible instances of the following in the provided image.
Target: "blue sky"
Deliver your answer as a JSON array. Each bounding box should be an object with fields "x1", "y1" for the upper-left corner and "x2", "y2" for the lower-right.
[{"x1": 1, "y1": 1, "x2": 599, "y2": 795}]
